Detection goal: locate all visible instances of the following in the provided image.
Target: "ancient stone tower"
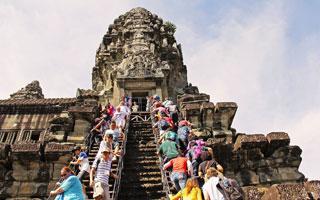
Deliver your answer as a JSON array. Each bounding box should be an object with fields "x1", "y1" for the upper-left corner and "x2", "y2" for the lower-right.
[{"x1": 92, "y1": 7, "x2": 188, "y2": 106}]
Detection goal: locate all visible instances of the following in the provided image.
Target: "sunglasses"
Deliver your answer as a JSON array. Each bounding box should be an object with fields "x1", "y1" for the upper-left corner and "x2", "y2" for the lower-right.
[{"x1": 61, "y1": 173, "x2": 67, "y2": 177}]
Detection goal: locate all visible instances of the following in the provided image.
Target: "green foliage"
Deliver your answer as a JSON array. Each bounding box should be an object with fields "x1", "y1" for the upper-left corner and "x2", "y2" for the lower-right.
[{"x1": 164, "y1": 21, "x2": 176, "y2": 33}]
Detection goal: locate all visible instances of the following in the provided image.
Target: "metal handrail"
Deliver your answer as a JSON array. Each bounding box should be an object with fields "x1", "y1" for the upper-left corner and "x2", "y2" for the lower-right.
[
  {"x1": 111, "y1": 115, "x2": 130, "y2": 200},
  {"x1": 151, "y1": 113, "x2": 171, "y2": 200},
  {"x1": 84, "y1": 129, "x2": 95, "y2": 155}
]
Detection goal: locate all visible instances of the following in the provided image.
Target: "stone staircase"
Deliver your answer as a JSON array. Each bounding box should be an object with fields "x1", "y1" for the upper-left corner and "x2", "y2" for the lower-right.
[{"x1": 118, "y1": 119, "x2": 167, "y2": 200}]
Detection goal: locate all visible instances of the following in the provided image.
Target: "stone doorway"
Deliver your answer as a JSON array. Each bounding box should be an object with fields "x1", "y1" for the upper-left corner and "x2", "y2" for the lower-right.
[{"x1": 131, "y1": 91, "x2": 149, "y2": 112}]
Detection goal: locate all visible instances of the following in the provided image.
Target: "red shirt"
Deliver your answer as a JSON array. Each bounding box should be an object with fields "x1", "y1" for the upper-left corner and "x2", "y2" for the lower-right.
[{"x1": 168, "y1": 157, "x2": 188, "y2": 174}]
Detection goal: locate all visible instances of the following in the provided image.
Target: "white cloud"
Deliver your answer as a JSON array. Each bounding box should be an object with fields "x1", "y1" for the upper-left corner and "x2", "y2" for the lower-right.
[
  {"x1": 285, "y1": 109, "x2": 320, "y2": 180},
  {"x1": 177, "y1": 1, "x2": 320, "y2": 179},
  {"x1": 0, "y1": 0, "x2": 133, "y2": 98},
  {"x1": 182, "y1": 1, "x2": 287, "y2": 131}
]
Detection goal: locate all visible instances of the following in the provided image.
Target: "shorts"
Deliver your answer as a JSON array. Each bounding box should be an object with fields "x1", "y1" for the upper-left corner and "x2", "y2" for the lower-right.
[
  {"x1": 115, "y1": 119, "x2": 124, "y2": 127},
  {"x1": 77, "y1": 170, "x2": 89, "y2": 182},
  {"x1": 93, "y1": 182, "x2": 110, "y2": 200}
]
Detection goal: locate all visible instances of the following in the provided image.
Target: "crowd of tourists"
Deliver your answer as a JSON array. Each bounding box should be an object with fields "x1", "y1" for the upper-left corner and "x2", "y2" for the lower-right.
[
  {"x1": 150, "y1": 94, "x2": 244, "y2": 200},
  {"x1": 50, "y1": 94, "x2": 132, "y2": 200},
  {"x1": 50, "y1": 93, "x2": 244, "y2": 200}
]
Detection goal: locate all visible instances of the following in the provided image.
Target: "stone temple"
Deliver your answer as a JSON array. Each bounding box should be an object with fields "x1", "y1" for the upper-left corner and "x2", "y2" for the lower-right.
[
  {"x1": 93, "y1": 7, "x2": 187, "y2": 107},
  {"x1": 0, "y1": 7, "x2": 319, "y2": 200}
]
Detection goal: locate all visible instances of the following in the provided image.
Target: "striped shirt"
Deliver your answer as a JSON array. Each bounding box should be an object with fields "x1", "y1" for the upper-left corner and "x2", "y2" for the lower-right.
[{"x1": 92, "y1": 156, "x2": 112, "y2": 185}]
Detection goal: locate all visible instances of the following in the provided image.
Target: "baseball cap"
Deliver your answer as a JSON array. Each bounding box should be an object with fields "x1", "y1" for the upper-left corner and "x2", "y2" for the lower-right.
[{"x1": 72, "y1": 146, "x2": 81, "y2": 152}]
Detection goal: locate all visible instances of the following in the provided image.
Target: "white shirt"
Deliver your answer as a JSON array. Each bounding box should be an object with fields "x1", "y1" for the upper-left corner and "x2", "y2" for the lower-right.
[
  {"x1": 96, "y1": 141, "x2": 113, "y2": 158},
  {"x1": 105, "y1": 129, "x2": 120, "y2": 142},
  {"x1": 203, "y1": 176, "x2": 225, "y2": 200},
  {"x1": 120, "y1": 105, "x2": 131, "y2": 115},
  {"x1": 78, "y1": 152, "x2": 90, "y2": 173}
]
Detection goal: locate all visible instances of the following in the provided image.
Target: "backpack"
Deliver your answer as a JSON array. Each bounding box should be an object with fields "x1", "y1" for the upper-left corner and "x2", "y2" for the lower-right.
[
  {"x1": 217, "y1": 178, "x2": 244, "y2": 200},
  {"x1": 169, "y1": 111, "x2": 178, "y2": 124},
  {"x1": 187, "y1": 140, "x2": 206, "y2": 159},
  {"x1": 191, "y1": 145, "x2": 203, "y2": 159},
  {"x1": 178, "y1": 126, "x2": 190, "y2": 138},
  {"x1": 160, "y1": 119, "x2": 170, "y2": 130}
]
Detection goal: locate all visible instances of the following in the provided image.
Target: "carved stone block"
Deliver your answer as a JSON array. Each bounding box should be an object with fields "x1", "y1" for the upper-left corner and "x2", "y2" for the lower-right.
[
  {"x1": 266, "y1": 132, "x2": 290, "y2": 156},
  {"x1": 257, "y1": 167, "x2": 280, "y2": 184},
  {"x1": 18, "y1": 182, "x2": 48, "y2": 197},
  {"x1": 235, "y1": 170, "x2": 260, "y2": 186},
  {"x1": 212, "y1": 102, "x2": 237, "y2": 130},
  {"x1": 234, "y1": 134, "x2": 267, "y2": 152},
  {"x1": 277, "y1": 167, "x2": 304, "y2": 182},
  {"x1": 177, "y1": 93, "x2": 209, "y2": 108},
  {"x1": 261, "y1": 183, "x2": 310, "y2": 200},
  {"x1": 201, "y1": 102, "x2": 215, "y2": 128},
  {"x1": 10, "y1": 143, "x2": 41, "y2": 161},
  {"x1": 44, "y1": 142, "x2": 73, "y2": 162},
  {"x1": 180, "y1": 103, "x2": 201, "y2": 128},
  {"x1": 242, "y1": 186, "x2": 267, "y2": 200},
  {"x1": 304, "y1": 181, "x2": 320, "y2": 200}
]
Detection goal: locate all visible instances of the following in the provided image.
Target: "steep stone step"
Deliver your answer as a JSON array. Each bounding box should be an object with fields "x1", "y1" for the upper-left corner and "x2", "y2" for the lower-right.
[{"x1": 119, "y1": 117, "x2": 167, "y2": 200}]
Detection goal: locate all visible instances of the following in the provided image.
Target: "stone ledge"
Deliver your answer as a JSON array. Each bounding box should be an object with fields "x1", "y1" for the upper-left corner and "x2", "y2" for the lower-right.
[
  {"x1": 44, "y1": 142, "x2": 73, "y2": 162},
  {"x1": 11, "y1": 143, "x2": 41, "y2": 153},
  {"x1": 234, "y1": 134, "x2": 267, "y2": 151},
  {"x1": 181, "y1": 103, "x2": 201, "y2": 110},
  {"x1": 68, "y1": 106, "x2": 96, "y2": 113},
  {"x1": 10, "y1": 143, "x2": 42, "y2": 161},
  {"x1": 242, "y1": 186, "x2": 267, "y2": 200},
  {"x1": 266, "y1": 132, "x2": 290, "y2": 156},
  {"x1": 304, "y1": 180, "x2": 320, "y2": 200},
  {"x1": 44, "y1": 142, "x2": 73, "y2": 153},
  {"x1": 200, "y1": 102, "x2": 214, "y2": 109},
  {"x1": 261, "y1": 183, "x2": 310, "y2": 200},
  {"x1": 215, "y1": 102, "x2": 237, "y2": 110}
]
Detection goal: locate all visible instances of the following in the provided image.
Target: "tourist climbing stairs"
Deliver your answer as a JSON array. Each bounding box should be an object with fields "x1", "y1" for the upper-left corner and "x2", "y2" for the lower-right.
[
  {"x1": 118, "y1": 112, "x2": 168, "y2": 200},
  {"x1": 82, "y1": 125, "x2": 127, "y2": 200}
]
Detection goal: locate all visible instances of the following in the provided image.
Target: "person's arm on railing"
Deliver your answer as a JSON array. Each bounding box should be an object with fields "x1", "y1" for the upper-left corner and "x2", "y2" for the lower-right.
[
  {"x1": 89, "y1": 167, "x2": 95, "y2": 188},
  {"x1": 169, "y1": 190, "x2": 182, "y2": 200},
  {"x1": 187, "y1": 159, "x2": 193, "y2": 176},
  {"x1": 120, "y1": 129, "x2": 125, "y2": 141},
  {"x1": 90, "y1": 158, "x2": 99, "y2": 188},
  {"x1": 50, "y1": 188, "x2": 64, "y2": 195},
  {"x1": 163, "y1": 160, "x2": 173, "y2": 170}
]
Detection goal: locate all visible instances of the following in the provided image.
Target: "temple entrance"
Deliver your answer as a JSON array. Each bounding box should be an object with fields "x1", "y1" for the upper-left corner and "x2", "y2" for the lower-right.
[{"x1": 131, "y1": 91, "x2": 148, "y2": 112}]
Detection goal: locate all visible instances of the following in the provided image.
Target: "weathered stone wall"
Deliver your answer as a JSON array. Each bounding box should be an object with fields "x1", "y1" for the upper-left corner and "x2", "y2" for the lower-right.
[
  {"x1": 177, "y1": 92, "x2": 309, "y2": 196},
  {"x1": 242, "y1": 181, "x2": 320, "y2": 200},
  {"x1": 207, "y1": 132, "x2": 305, "y2": 187},
  {"x1": 178, "y1": 93, "x2": 237, "y2": 142},
  {"x1": 0, "y1": 142, "x2": 73, "y2": 199}
]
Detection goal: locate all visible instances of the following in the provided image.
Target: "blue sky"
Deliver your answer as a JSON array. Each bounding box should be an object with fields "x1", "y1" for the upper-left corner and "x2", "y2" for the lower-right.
[{"x1": 1, "y1": 0, "x2": 319, "y2": 180}]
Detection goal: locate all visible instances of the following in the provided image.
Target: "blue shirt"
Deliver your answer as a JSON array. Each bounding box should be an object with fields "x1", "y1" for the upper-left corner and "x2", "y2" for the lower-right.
[
  {"x1": 105, "y1": 129, "x2": 120, "y2": 142},
  {"x1": 59, "y1": 175, "x2": 84, "y2": 200}
]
